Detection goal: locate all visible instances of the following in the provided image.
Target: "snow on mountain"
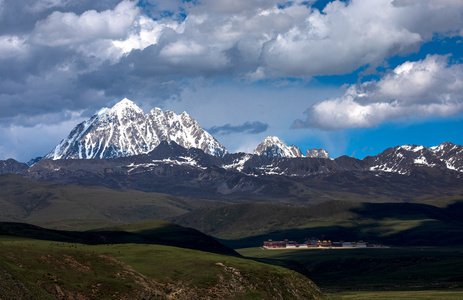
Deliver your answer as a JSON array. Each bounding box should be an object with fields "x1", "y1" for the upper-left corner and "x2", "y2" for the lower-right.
[
  {"x1": 253, "y1": 136, "x2": 303, "y2": 158},
  {"x1": 45, "y1": 98, "x2": 227, "y2": 159},
  {"x1": 367, "y1": 142, "x2": 463, "y2": 174},
  {"x1": 306, "y1": 148, "x2": 330, "y2": 159},
  {"x1": 429, "y1": 142, "x2": 463, "y2": 172}
]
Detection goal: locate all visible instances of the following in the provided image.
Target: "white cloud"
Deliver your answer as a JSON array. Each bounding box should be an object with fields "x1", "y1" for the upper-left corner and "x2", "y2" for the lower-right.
[
  {"x1": 260, "y1": 0, "x2": 429, "y2": 77},
  {"x1": 112, "y1": 15, "x2": 180, "y2": 54},
  {"x1": 24, "y1": 0, "x2": 463, "y2": 78},
  {"x1": 120, "y1": 0, "x2": 463, "y2": 78},
  {"x1": 33, "y1": 0, "x2": 139, "y2": 47},
  {"x1": 294, "y1": 55, "x2": 463, "y2": 130},
  {"x1": 1, "y1": 0, "x2": 463, "y2": 154}
]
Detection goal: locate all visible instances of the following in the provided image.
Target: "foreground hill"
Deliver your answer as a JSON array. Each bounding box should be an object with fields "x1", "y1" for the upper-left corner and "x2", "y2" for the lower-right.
[
  {"x1": 171, "y1": 200, "x2": 463, "y2": 248},
  {"x1": 0, "y1": 222, "x2": 324, "y2": 299}
]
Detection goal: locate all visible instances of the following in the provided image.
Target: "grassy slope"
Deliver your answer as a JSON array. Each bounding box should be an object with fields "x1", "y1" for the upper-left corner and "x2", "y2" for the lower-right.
[
  {"x1": 238, "y1": 247, "x2": 463, "y2": 297},
  {"x1": 0, "y1": 174, "x2": 227, "y2": 229},
  {"x1": 0, "y1": 220, "x2": 238, "y2": 256},
  {"x1": 171, "y1": 200, "x2": 463, "y2": 248},
  {"x1": 0, "y1": 232, "x2": 324, "y2": 299}
]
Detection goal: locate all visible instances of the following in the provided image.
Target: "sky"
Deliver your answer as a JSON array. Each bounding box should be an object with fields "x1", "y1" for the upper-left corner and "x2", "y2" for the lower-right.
[{"x1": 1, "y1": 0, "x2": 463, "y2": 162}]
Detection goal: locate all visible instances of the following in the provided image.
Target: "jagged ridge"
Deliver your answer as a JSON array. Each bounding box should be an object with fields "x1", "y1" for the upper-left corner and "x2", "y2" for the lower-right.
[
  {"x1": 254, "y1": 136, "x2": 304, "y2": 158},
  {"x1": 253, "y1": 136, "x2": 330, "y2": 159},
  {"x1": 45, "y1": 98, "x2": 227, "y2": 159}
]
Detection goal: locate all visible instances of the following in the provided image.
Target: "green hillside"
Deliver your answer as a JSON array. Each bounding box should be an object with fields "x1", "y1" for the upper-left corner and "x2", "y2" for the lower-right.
[
  {"x1": 0, "y1": 174, "x2": 227, "y2": 230},
  {"x1": 0, "y1": 220, "x2": 238, "y2": 256},
  {"x1": 171, "y1": 200, "x2": 463, "y2": 248},
  {"x1": 0, "y1": 222, "x2": 324, "y2": 299},
  {"x1": 238, "y1": 246, "x2": 463, "y2": 296}
]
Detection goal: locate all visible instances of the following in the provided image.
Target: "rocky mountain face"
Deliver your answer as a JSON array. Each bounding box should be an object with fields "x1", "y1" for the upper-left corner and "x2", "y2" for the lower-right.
[
  {"x1": 26, "y1": 157, "x2": 42, "y2": 167},
  {"x1": 306, "y1": 148, "x2": 330, "y2": 159},
  {"x1": 0, "y1": 159, "x2": 28, "y2": 174},
  {"x1": 1, "y1": 98, "x2": 462, "y2": 202},
  {"x1": 45, "y1": 98, "x2": 227, "y2": 160},
  {"x1": 254, "y1": 136, "x2": 303, "y2": 158},
  {"x1": 365, "y1": 142, "x2": 463, "y2": 175},
  {"x1": 3, "y1": 141, "x2": 463, "y2": 181},
  {"x1": 253, "y1": 136, "x2": 330, "y2": 159},
  {"x1": 0, "y1": 141, "x2": 459, "y2": 208},
  {"x1": 0, "y1": 141, "x2": 454, "y2": 203}
]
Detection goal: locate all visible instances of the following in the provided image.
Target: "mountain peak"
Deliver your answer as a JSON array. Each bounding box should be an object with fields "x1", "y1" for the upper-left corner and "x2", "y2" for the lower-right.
[
  {"x1": 254, "y1": 136, "x2": 303, "y2": 158},
  {"x1": 263, "y1": 136, "x2": 283, "y2": 144},
  {"x1": 44, "y1": 98, "x2": 227, "y2": 159},
  {"x1": 306, "y1": 148, "x2": 330, "y2": 159},
  {"x1": 116, "y1": 97, "x2": 137, "y2": 107},
  {"x1": 106, "y1": 98, "x2": 143, "y2": 116}
]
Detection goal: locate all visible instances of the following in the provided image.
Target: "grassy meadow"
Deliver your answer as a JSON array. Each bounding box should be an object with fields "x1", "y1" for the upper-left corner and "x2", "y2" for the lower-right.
[
  {"x1": 238, "y1": 246, "x2": 463, "y2": 299},
  {"x1": 0, "y1": 222, "x2": 323, "y2": 299}
]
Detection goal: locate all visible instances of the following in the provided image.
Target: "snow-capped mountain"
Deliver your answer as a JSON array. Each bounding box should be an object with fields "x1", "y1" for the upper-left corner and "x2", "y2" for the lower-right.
[
  {"x1": 366, "y1": 142, "x2": 463, "y2": 175},
  {"x1": 306, "y1": 149, "x2": 330, "y2": 159},
  {"x1": 253, "y1": 136, "x2": 303, "y2": 158},
  {"x1": 45, "y1": 98, "x2": 227, "y2": 159},
  {"x1": 2, "y1": 140, "x2": 463, "y2": 202}
]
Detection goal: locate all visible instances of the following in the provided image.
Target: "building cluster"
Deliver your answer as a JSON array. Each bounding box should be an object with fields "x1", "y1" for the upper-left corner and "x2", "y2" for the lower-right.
[{"x1": 263, "y1": 239, "x2": 370, "y2": 249}]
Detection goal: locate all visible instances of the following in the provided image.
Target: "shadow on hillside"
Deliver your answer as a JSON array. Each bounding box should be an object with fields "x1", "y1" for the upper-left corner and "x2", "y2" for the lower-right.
[
  {"x1": 217, "y1": 200, "x2": 463, "y2": 249},
  {"x1": 349, "y1": 201, "x2": 463, "y2": 222},
  {"x1": 0, "y1": 222, "x2": 238, "y2": 256}
]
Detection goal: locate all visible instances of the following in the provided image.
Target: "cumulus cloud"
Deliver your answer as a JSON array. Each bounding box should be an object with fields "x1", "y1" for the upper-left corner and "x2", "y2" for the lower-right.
[
  {"x1": 293, "y1": 55, "x2": 463, "y2": 130},
  {"x1": 32, "y1": 0, "x2": 140, "y2": 64},
  {"x1": 207, "y1": 121, "x2": 269, "y2": 135},
  {"x1": 1, "y1": 0, "x2": 463, "y2": 161},
  {"x1": 33, "y1": 1, "x2": 138, "y2": 46}
]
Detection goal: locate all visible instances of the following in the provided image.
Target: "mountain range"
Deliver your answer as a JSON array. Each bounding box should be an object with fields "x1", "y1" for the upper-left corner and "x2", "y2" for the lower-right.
[
  {"x1": 2, "y1": 140, "x2": 461, "y2": 205},
  {"x1": 43, "y1": 98, "x2": 327, "y2": 160},
  {"x1": 1, "y1": 98, "x2": 463, "y2": 203}
]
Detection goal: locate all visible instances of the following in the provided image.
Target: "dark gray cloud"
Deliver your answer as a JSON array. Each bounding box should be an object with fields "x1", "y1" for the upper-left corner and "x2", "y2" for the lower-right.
[
  {"x1": 207, "y1": 121, "x2": 269, "y2": 135},
  {"x1": 1, "y1": 0, "x2": 463, "y2": 161},
  {"x1": 1, "y1": 0, "x2": 462, "y2": 127}
]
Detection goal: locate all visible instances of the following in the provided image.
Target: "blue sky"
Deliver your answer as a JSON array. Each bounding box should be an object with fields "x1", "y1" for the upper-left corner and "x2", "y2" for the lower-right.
[{"x1": 0, "y1": 0, "x2": 463, "y2": 161}]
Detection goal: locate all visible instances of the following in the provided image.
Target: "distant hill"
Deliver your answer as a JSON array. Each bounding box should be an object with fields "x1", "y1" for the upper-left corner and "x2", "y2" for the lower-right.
[
  {"x1": 170, "y1": 200, "x2": 463, "y2": 248},
  {"x1": 0, "y1": 174, "x2": 228, "y2": 229},
  {"x1": 0, "y1": 220, "x2": 238, "y2": 256}
]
